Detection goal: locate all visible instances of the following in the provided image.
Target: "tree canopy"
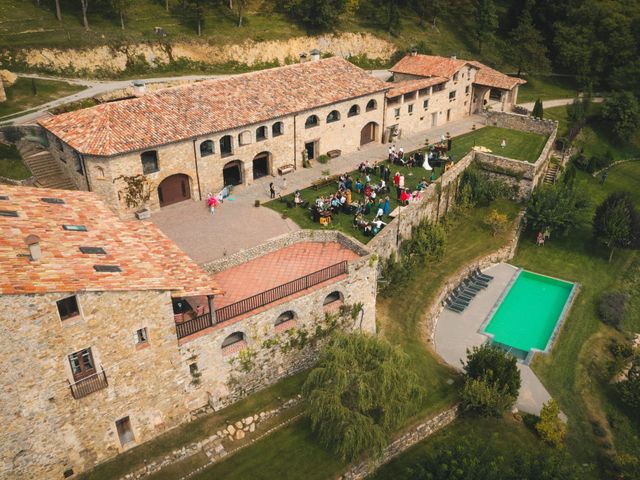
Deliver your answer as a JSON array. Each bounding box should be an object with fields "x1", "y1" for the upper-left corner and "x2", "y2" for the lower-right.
[
  {"x1": 525, "y1": 182, "x2": 588, "y2": 237},
  {"x1": 593, "y1": 192, "x2": 640, "y2": 262},
  {"x1": 302, "y1": 332, "x2": 424, "y2": 460},
  {"x1": 601, "y1": 92, "x2": 640, "y2": 141}
]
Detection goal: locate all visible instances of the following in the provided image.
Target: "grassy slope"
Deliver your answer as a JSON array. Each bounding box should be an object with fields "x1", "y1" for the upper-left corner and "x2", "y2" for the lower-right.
[
  {"x1": 0, "y1": 77, "x2": 84, "y2": 117},
  {"x1": 517, "y1": 75, "x2": 580, "y2": 104},
  {"x1": 450, "y1": 126, "x2": 547, "y2": 163},
  {"x1": 0, "y1": 143, "x2": 30, "y2": 179},
  {"x1": 513, "y1": 163, "x2": 640, "y2": 473}
]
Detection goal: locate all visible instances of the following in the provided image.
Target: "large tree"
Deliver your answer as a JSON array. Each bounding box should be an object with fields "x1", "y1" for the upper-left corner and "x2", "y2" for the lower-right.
[
  {"x1": 601, "y1": 92, "x2": 640, "y2": 140},
  {"x1": 185, "y1": 0, "x2": 204, "y2": 35},
  {"x1": 593, "y1": 192, "x2": 640, "y2": 262},
  {"x1": 303, "y1": 332, "x2": 423, "y2": 460},
  {"x1": 110, "y1": 0, "x2": 133, "y2": 30},
  {"x1": 284, "y1": 0, "x2": 348, "y2": 30},
  {"x1": 507, "y1": 1, "x2": 551, "y2": 77},
  {"x1": 473, "y1": 0, "x2": 498, "y2": 54},
  {"x1": 525, "y1": 182, "x2": 588, "y2": 237}
]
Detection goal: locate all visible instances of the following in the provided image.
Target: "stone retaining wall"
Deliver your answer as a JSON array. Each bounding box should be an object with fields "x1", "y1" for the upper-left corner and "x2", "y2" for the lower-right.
[
  {"x1": 485, "y1": 110, "x2": 557, "y2": 136},
  {"x1": 339, "y1": 406, "x2": 459, "y2": 480}
]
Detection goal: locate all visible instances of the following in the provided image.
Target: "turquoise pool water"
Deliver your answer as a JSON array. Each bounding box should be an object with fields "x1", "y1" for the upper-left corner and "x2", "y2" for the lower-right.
[{"x1": 485, "y1": 271, "x2": 574, "y2": 352}]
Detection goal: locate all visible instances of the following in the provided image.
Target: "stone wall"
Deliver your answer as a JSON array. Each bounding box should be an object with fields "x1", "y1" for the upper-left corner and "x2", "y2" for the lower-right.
[
  {"x1": 339, "y1": 407, "x2": 459, "y2": 480},
  {"x1": 484, "y1": 110, "x2": 557, "y2": 136}
]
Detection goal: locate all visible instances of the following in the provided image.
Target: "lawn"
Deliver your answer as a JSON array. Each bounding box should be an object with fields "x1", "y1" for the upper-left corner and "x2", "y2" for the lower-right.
[
  {"x1": 0, "y1": 143, "x2": 30, "y2": 179},
  {"x1": 450, "y1": 126, "x2": 548, "y2": 163},
  {"x1": 0, "y1": 77, "x2": 85, "y2": 118},
  {"x1": 189, "y1": 199, "x2": 522, "y2": 480},
  {"x1": 512, "y1": 162, "x2": 640, "y2": 475},
  {"x1": 517, "y1": 74, "x2": 580, "y2": 104},
  {"x1": 79, "y1": 370, "x2": 308, "y2": 480}
]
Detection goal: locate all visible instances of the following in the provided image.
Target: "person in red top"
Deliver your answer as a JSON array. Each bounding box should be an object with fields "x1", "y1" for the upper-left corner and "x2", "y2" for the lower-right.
[
  {"x1": 400, "y1": 189, "x2": 411, "y2": 205},
  {"x1": 394, "y1": 172, "x2": 401, "y2": 200}
]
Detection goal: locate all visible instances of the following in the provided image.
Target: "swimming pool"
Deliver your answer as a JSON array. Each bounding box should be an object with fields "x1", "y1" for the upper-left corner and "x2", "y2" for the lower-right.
[{"x1": 483, "y1": 270, "x2": 576, "y2": 354}]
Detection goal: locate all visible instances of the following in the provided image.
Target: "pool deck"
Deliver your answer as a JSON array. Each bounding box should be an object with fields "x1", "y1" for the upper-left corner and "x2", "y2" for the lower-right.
[{"x1": 433, "y1": 263, "x2": 556, "y2": 416}]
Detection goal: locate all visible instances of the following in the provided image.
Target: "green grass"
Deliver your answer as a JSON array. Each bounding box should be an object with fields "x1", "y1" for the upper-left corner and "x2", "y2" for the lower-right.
[
  {"x1": 512, "y1": 162, "x2": 640, "y2": 475},
  {"x1": 450, "y1": 126, "x2": 548, "y2": 163},
  {"x1": 79, "y1": 370, "x2": 307, "y2": 480},
  {"x1": 369, "y1": 416, "x2": 547, "y2": 479},
  {"x1": 189, "y1": 418, "x2": 346, "y2": 480},
  {"x1": 517, "y1": 75, "x2": 580, "y2": 104},
  {"x1": 0, "y1": 77, "x2": 84, "y2": 117},
  {"x1": 0, "y1": 143, "x2": 30, "y2": 179}
]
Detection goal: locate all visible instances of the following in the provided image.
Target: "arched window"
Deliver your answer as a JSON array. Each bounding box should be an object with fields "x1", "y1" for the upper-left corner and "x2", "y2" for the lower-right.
[
  {"x1": 326, "y1": 110, "x2": 340, "y2": 123},
  {"x1": 323, "y1": 291, "x2": 344, "y2": 306},
  {"x1": 272, "y1": 121, "x2": 284, "y2": 137},
  {"x1": 348, "y1": 105, "x2": 360, "y2": 117},
  {"x1": 305, "y1": 115, "x2": 319, "y2": 129},
  {"x1": 275, "y1": 310, "x2": 296, "y2": 326},
  {"x1": 366, "y1": 99, "x2": 377, "y2": 111},
  {"x1": 200, "y1": 140, "x2": 214, "y2": 157},
  {"x1": 140, "y1": 151, "x2": 159, "y2": 174},
  {"x1": 238, "y1": 131, "x2": 252, "y2": 146},
  {"x1": 222, "y1": 331, "x2": 246, "y2": 349},
  {"x1": 220, "y1": 135, "x2": 233, "y2": 157},
  {"x1": 256, "y1": 126, "x2": 267, "y2": 141}
]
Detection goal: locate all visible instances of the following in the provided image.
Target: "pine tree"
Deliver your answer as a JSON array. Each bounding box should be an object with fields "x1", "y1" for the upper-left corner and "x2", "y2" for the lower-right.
[
  {"x1": 532, "y1": 98, "x2": 543, "y2": 119},
  {"x1": 474, "y1": 0, "x2": 498, "y2": 54},
  {"x1": 507, "y1": 1, "x2": 551, "y2": 77}
]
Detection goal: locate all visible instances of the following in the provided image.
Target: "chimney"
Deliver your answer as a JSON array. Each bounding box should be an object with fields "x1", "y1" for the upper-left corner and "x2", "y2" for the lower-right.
[
  {"x1": 410, "y1": 47, "x2": 418, "y2": 57},
  {"x1": 450, "y1": 55, "x2": 457, "y2": 60},
  {"x1": 133, "y1": 80, "x2": 146, "y2": 96},
  {"x1": 310, "y1": 49, "x2": 320, "y2": 62},
  {"x1": 25, "y1": 234, "x2": 41, "y2": 261},
  {"x1": 299, "y1": 52, "x2": 308, "y2": 63}
]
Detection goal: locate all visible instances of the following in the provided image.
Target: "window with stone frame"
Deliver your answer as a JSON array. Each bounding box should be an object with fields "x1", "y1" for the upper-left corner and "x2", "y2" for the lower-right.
[
  {"x1": 323, "y1": 291, "x2": 343, "y2": 306},
  {"x1": 366, "y1": 99, "x2": 377, "y2": 111},
  {"x1": 326, "y1": 110, "x2": 340, "y2": 123},
  {"x1": 348, "y1": 104, "x2": 360, "y2": 117},
  {"x1": 423, "y1": 99, "x2": 429, "y2": 110},
  {"x1": 305, "y1": 115, "x2": 319, "y2": 128},
  {"x1": 453, "y1": 72, "x2": 459, "y2": 82},
  {"x1": 238, "y1": 131, "x2": 252, "y2": 146},
  {"x1": 449, "y1": 90, "x2": 457, "y2": 101},
  {"x1": 140, "y1": 151, "x2": 159, "y2": 174},
  {"x1": 394, "y1": 107, "x2": 400, "y2": 117},
  {"x1": 220, "y1": 135, "x2": 233, "y2": 157},
  {"x1": 465, "y1": 85, "x2": 470, "y2": 95},
  {"x1": 134, "y1": 327, "x2": 148, "y2": 345},
  {"x1": 408, "y1": 104, "x2": 414, "y2": 114},
  {"x1": 116, "y1": 416, "x2": 135, "y2": 446},
  {"x1": 57, "y1": 295, "x2": 80, "y2": 321},
  {"x1": 200, "y1": 140, "x2": 214, "y2": 156},
  {"x1": 272, "y1": 121, "x2": 284, "y2": 137},
  {"x1": 256, "y1": 126, "x2": 268, "y2": 141},
  {"x1": 68, "y1": 347, "x2": 96, "y2": 381}
]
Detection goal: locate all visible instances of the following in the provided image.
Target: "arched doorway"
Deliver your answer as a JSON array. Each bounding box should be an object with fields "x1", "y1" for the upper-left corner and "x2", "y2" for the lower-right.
[
  {"x1": 252, "y1": 152, "x2": 271, "y2": 180},
  {"x1": 158, "y1": 174, "x2": 191, "y2": 207},
  {"x1": 223, "y1": 160, "x2": 243, "y2": 186},
  {"x1": 360, "y1": 122, "x2": 378, "y2": 146}
]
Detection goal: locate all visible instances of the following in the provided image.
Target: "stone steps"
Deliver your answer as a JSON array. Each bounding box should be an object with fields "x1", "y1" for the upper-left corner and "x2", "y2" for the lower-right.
[
  {"x1": 543, "y1": 163, "x2": 560, "y2": 185},
  {"x1": 16, "y1": 140, "x2": 77, "y2": 191}
]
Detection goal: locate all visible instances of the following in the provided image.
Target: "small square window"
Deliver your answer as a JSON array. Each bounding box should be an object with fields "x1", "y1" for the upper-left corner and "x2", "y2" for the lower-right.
[
  {"x1": 116, "y1": 416, "x2": 135, "y2": 446},
  {"x1": 63, "y1": 225, "x2": 87, "y2": 232},
  {"x1": 41, "y1": 197, "x2": 65, "y2": 205},
  {"x1": 63, "y1": 468, "x2": 74, "y2": 478},
  {"x1": 423, "y1": 99, "x2": 429, "y2": 109},
  {"x1": 0, "y1": 210, "x2": 18, "y2": 217},
  {"x1": 465, "y1": 85, "x2": 470, "y2": 95},
  {"x1": 80, "y1": 246, "x2": 106, "y2": 255},
  {"x1": 57, "y1": 295, "x2": 79, "y2": 321},
  {"x1": 449, "y1": 91, "x2": 456, "y2": 100},
  {"x1": 408, "y1": 104, "x2": 414, "y2": 114},
  {"x1": 134, "y1": 328, "x2": 148, "y2": 345},
  {"x1": 94, "y1": 265, "x2": 121, "y2": 272},
  {"x1": 394, "y1": 108, "x2": 400, "y2": 117}
]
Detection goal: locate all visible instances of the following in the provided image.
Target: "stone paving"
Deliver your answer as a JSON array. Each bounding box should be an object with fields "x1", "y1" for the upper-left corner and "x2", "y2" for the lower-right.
[
  {"x1": 433, "y1": 263, "x2": 555, "y2": 415},
  {"x1": 151, "y1": 114, "x2": 484, "y2": 263}
]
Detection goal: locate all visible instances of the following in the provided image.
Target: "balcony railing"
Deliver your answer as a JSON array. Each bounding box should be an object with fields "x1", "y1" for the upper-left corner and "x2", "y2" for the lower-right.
[
  {"x1": 175, "y1": 261, "x2": 349, "y2": 340},
  {"x1": 69, "y1": 367, "x2": 108, "y2": 399}
]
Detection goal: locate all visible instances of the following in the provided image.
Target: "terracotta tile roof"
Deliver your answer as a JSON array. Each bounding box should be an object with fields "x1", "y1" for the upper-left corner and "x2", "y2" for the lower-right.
[
  {"x1": 390, "y1": 54, "x2": 475, "y2": 79},
  {"x1": 467, "y1": 61, "x2": 526, "y2": 90},
  {"x1": 0, "y1": 185, "x2": 222, "y2": 297},
  {"x1": 38, "y1": 57, "x2": 388, "y2": 157},
  {"x1": 386, "y1": 77, "x2": 448, "y2": 98}
]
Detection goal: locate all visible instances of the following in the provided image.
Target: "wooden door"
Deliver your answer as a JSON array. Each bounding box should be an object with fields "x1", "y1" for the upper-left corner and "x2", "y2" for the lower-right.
[
  {"x1": 158, "y1": 174, "x2": 191, "y2": 207},
  {"x1": 69, "y1": 348, "x2": 96, "y2": 381}
]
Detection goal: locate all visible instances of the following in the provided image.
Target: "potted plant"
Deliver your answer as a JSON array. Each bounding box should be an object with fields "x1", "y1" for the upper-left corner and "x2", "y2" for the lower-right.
[{"x1": 113, "y1": 174, "x2": 152, "y2": 219}]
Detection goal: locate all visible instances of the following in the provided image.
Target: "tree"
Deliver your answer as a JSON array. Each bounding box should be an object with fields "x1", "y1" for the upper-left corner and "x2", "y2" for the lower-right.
[
  {"x1": 473, "y1": 0, "x2": 498, "y2": 54},
  {"x1": 414, "y1": 0, "x2": 445, "y2": 28},
  {"x1": 617, "y1": 356, "x2": 640, "y2": 409},
  {"x1": 461, "y1": 376, "x2": 515, "y2": 416},
  {"x1": 483, "y1": 209, "x2": 508, "y2": 236},
  {"x1": 601, "y1": 92, "x2": 640, "y2": 140},
  {"x1": 80, "y1": 0, "x2": 90, "y2": 30},
  {"x1": 593, "y1": 192, "x2": 640, "y2": 262},
  {"x1": 111, "y1": 0, "x2": 133, "y2": 29},
  {"x1": 507, "y1": 2, "x2": 551, "y2": 77},
  {"x1": 54, "y1": 0, "x2": 62, "y2": 21},
  {"x1": 463, "y1": 344, "x2": 521, "y2": 398},
  {"x1": 284, "y1": 0, "x2": 348, "y2": 30},
  {"x1": 531, "y1": 98, "x2": 543, "y2": 119},
  {"x1": 186, "y1": 0, "x2": 204, "y2": 35},
  {"x1": 535, "y1": 399, "x2": 567, "y2": 447},
  {"x1": 235, "y1": 0, "x2": 247, "y2": 27},
  {"x1": 302, "y1": 332, "x2": 423, "y2": 460},
  {"x1": 525, "y1": 183, "x2": 588, "y2": 237},
  {"x1": 598, "y1": 292, "x2": 627, "y2": 329}
]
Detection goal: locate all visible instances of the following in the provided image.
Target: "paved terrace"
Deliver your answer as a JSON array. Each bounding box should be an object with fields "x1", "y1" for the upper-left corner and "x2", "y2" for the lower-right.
[
  {"x1": 434, "y1": 263, "x2": 555, "y2": 415},
  {"x1": 211, "y1": 241, "x2": 359, "y2": 308},
  {"x1": 152, "y1": 114, "x2": 484, "y2": 264}
]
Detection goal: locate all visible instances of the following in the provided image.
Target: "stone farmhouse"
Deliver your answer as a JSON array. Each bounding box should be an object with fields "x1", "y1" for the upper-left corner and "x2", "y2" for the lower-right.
[
  {"x1": 0, "y1": 185, "x2": 376, "y2": 478},
  {"x1": 36, "y1": 54, "x2": 523, "y2": 218}
]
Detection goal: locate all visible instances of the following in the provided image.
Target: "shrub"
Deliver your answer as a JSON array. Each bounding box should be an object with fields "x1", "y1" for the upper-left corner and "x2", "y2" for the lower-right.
[
  {"x1": 483, "y1": 209, "x2": 508, "y2": 236},
  {"x1": 610, "y1": 339, "x2": 633, "y2": 360},
  {"x1": 591, "y1": 421, "x2": 608, "y2": 438},
  {"x1": 616, "y1": 356, "x2": 640, "y2": 409},
  {"x1": 461, "y1": 377, "x2": 515, "y2": 416},
  {"x1": 536, "y1": 399, "x2": 567, "y2": 447},
  {"x1": 522, "y1": 413, "x2": 540, "y2": 431},
  {"x1": 598, "y1": 292, "x2": 627, "y2": 329},
  {"x1": 317, "y1": 154, "x2": 329, "y2": 164}
]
